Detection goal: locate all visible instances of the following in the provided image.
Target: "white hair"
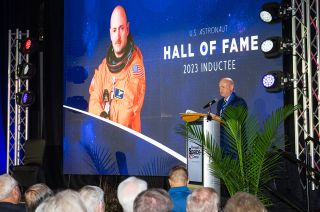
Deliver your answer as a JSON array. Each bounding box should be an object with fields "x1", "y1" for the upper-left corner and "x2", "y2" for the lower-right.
[
  {"x1": 187, "y1": 187, "x2": 219, "y2": 212},
  {"x1": 221, "y1": 77, "x2": 234, "y2": 84},
  {"x1": 117, "y1": 177, "x2": 147, "y2": 212},
  {"x1": 35, "y1": 189, "x2": 86, "y2": 212},
  {"x1": 0, "y1": 174, "x2": 18, "y2": 200},
  {"x1": 79, "y1": 185, "x2": 105, "y2": 212}
]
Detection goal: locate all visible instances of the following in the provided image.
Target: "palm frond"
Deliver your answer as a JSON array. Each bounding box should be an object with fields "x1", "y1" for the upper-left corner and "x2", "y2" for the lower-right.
[
  {"x1": 183, "y1": 104, "x2": 298, "y2": 204},
  {"x1": 82, "y1": 141, "x2": 119, "y2": 175},
  {"x1": 138, "y1": 156, "x2": 179, "y2": 176}
]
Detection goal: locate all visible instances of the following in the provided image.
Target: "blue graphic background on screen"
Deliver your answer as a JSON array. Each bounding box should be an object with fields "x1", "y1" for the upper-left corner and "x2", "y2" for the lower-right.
[{"x1": 64, "y1": 0, "x2": 283, "y2": 175}]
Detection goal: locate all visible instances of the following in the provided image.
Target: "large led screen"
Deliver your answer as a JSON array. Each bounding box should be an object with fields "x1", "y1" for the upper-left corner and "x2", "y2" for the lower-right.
[{"x1": 63, "y1": 0, "x2": 283, "y2": 175}]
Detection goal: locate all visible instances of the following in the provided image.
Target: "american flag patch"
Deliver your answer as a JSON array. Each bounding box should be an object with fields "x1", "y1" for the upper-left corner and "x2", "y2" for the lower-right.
[{"x1": 132, "y1": 64, "x2": 144, "y2": 78}]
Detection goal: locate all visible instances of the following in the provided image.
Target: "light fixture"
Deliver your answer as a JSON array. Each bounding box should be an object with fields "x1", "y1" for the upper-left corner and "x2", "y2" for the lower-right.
[
  {"x1": 262, "y1": 71, "x2": 291, "y2": 92},
  {"x1": 16, "y1": 91, "x2": 35, "y2": 107},
  {"x1": 20, "y1": 37, "x2": 38, "y2": 54},
  {"x1": 17, "y1": 63, "x2": 36, "y2": 80},
  {"x1": 260, "y1": 37, "x2": 292, "y2": 58},
  {"x1": 260, "y1": 2, "x2": 292, "y2": 24}
]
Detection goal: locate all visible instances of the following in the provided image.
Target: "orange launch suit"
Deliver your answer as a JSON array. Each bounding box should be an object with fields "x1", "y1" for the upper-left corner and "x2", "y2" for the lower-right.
[{"x1": 89, "y1": 46, "x2": 146, "y2": 132}]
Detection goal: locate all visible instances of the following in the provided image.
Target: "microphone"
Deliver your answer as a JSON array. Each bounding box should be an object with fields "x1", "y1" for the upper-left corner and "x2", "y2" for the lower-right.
[
  {"x1": 103, "y1": 89, "x2": 110, "y2": 102},
  {"x1": 102, "y1": 89, "x2": 110, "y2": 118},
  {"x1": 203, "y1": 98, "x2": 217, "y2": 109}
]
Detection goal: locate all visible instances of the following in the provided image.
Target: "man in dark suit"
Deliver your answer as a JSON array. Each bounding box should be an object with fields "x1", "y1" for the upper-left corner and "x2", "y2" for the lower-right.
[
  {"x1": 216, "y1": 77, "x2": 247, "y2": 154},
  {"x1": 215, "y1": 77, "x2": 247, "y2": 203},
  {"x1": 216, "y1": 78, "x2": 247, "y2": 117}
]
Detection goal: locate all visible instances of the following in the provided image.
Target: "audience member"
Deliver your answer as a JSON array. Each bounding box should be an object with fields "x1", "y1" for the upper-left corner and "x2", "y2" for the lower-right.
[
  {"x1": 25, "y1": 183, "x2": 53, "y2": 212},
  {"x1": 117, "y1": 176, "x2": 147, "y2": 212},
  {"x1": 79, "y1": 185, "x2": 105, "y2": 212},
  {"x1": 35, "y1": 189, "x2": 86, "y2": 212},
  {"x1": 0, "y1": 174, "x2": 25, "y2": 212},
  {"x1": 186, "y1": 187, "x2": 219, "y2": 212},
  {"x1": 133, "y1": 188, "x2": 173, "y2": 212},
  {"x1": 168, "y1": 165, "x2": 191, "y2": 212},
  {"x1": 224, "y1": 192, "x2": 267, "y2": 212}
]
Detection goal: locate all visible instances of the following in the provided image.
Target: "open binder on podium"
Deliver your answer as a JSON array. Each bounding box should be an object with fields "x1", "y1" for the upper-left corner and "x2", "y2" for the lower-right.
[
  {"x1": 180, "y1": 111, "x2": 222, "y2": 123},
  {"x1": 180, "y1": 110, "x2": 221, "y2": 195}
]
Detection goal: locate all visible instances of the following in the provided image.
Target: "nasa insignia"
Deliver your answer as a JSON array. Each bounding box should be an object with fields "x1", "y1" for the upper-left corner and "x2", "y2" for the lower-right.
[{"x1": 115, "y1": 88, "x2": 124, "y2": 99}]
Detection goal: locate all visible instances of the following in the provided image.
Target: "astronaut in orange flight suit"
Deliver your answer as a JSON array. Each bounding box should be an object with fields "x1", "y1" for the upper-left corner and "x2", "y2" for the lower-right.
[{"x1": 88, "y1": 5, "x2": 146, "y2": 132}]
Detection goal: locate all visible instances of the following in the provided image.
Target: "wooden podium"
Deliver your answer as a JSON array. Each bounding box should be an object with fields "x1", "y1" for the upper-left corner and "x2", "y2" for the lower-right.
[{"x1": 180, "y1": 112, "x2": 221, "y2": 195}]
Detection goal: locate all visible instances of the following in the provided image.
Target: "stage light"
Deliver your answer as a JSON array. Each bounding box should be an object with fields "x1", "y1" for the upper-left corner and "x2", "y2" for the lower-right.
[
  {"x1": 260, "y1": 2, "x2": 292, "y2": 24},
  {"x1": 17, "y1": 63, "x2": 36, "y2": 80},
  {"x1": 20, "y1": 37, "x2": 38, "y2": 54},
  {"x1": 262, "y1": 74, "x2": 275, "y2": 88},
  {"x1": 262, "y1": 71, "x2": 291, "y2": 92},
  {"x1": 16, "y1": 91, "x2": 35, "y2": 107},
  {"x1": 260, "y1": 37, "x2": 292, "y2": 58},
  {"x1": 261, "y1": 39, "x2": 275, "y2": 53}
]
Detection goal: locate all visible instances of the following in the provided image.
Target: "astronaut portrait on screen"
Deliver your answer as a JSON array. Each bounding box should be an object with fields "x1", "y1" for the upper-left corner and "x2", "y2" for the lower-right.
[{"x1": 88, "y1": 5, "x2": 146, "y2": 133}]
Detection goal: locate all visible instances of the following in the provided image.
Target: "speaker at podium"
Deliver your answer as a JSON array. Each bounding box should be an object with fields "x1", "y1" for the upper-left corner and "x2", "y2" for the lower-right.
[{"x1": 180, "y1": 110, "x2": 221, "y2": 195}]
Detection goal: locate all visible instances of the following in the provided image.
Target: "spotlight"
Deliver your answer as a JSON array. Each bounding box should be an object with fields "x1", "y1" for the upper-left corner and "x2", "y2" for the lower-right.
[
  {"x1": 16, "y1": 91, "x2": 35, "y2": 107},
  {"x1": 17, "y1": 63, "x2": 36, "y2": 80},
  {"x1": 262, "y1": 71, "x2": 291, "y2": 92},
  {"x1": 260, "y1": 2, "x2": 292, "y2": 24},
  {"x1": 260, "y1": 37, "x2": 291, "y2": 58},
  {"x1": 20, "y1": 37, "x2": 38, "y2": 54}
]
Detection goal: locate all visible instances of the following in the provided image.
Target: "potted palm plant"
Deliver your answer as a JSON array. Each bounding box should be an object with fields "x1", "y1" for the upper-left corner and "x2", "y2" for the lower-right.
[{"x1": 182, "y1": 104, "x2": 297, "y2": 204}]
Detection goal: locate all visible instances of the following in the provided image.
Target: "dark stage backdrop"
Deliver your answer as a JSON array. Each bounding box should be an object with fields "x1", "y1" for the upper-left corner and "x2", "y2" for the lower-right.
[
  {"x1": 63, "y1": 0, "x2": 283, "y2": 176},
  {"x1": 0, "y1": 0, "x2": 44, "y2": 175}
]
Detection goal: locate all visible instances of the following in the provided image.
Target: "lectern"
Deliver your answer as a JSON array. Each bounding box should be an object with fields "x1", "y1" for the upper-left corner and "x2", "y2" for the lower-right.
[{"x1": 180, "y1": 112, "x2": 221, "y2": 195}]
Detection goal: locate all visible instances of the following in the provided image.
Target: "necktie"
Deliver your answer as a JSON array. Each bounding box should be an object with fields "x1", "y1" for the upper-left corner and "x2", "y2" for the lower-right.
[{"x1": 220, "y1": 99, "x2": 228, "y2": 116}]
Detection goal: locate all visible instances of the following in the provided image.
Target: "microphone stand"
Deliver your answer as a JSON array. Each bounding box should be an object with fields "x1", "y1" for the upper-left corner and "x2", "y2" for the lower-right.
[{"x1": 207, "y1": 103, "x2": 213, "y2": 121}]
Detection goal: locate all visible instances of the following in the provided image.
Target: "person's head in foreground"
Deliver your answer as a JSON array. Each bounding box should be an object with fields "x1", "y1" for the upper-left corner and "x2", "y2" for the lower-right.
[
  {"x1": 186, "y1": 187, "x2": 219, "y2": 212},
  {"x1": 224, "y1": 192, "x2": 267, "y2": 212},
  {"x1": 133, "y1": 188, "x2": 173, "y2": 212}
]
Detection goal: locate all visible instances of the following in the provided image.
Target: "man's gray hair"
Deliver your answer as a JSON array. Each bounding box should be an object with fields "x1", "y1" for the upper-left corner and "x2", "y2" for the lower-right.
[
  {"x1": 133, "y1": 188, "x2": 173, "y2": 212},
  {"x1": 221, "y1": 77, "x2": 234, "y2": 84},
  {"x1": 187, "y1": 187, "x2": 219, "y2": 212},
  {"x1": 117, "y1": 176, "x2": 147, "y2": 212},
  {"x1": 35, "y1": 189, "x2": 86, "y2": 212},
  {"x1": 25, "y1": 183, "x2": 53, "y2": 212},
  {"x1": 224, "y1": 192, "x2": 267, "y2": 212},
  {"x1": 79, "y1": 185, "x2": 105, "y2": 212},
  {"x1": 0, "y1": 174, "x2": 18, "y2": 200}
]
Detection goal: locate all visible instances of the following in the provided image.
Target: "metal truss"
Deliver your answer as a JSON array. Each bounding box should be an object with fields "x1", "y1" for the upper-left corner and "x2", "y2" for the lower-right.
[
  {"x1": 6, "y1": 29, "x2": 30, "y2": 173},
  {"x1": 292, "y1": 0, "x2": 320, "y2": 189}
]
